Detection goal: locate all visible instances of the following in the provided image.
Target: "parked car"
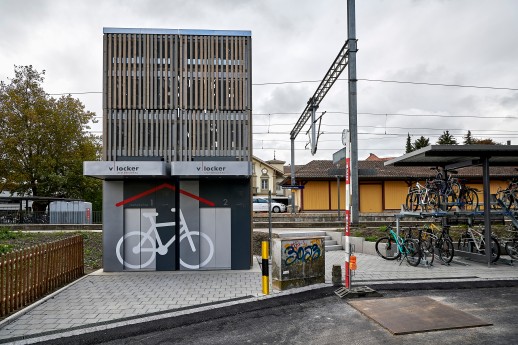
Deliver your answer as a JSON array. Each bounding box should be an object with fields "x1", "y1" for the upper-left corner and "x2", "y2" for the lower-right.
[{"x1": 252, "y1": 197, "x2": 287, "y2": 213}]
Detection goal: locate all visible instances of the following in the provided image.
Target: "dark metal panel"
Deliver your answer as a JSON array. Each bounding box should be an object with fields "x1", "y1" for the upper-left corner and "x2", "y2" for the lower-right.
[
  {"x1": 103, "y1": 181, "x2": 124, "y2": 272},
  {"x1": 199, "y1": 179, "x2": 251, "y2": 270}
]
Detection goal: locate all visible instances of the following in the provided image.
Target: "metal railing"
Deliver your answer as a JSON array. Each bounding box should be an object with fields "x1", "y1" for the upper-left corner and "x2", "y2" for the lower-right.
[{"x1": 0, "y1": 211, "x2": 103, "y2": 225}]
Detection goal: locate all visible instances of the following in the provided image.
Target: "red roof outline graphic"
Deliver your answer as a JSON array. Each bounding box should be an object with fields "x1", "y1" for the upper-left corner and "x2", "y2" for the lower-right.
[{"x1": 115, "y1": 183, "x2": 215, "y2": 207}]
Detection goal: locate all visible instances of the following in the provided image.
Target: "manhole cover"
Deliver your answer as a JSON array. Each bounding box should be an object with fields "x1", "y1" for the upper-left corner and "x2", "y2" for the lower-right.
[{"x1": 349, "y1": 296, "x2": 492, "y2": 335}]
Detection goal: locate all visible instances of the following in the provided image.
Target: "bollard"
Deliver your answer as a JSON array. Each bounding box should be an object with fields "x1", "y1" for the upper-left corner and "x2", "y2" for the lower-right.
[
  {"x1": 262, "y1": 241, "x2": 269, "y2": 295},
  {"x1": 332, "y1": 265, "x2": 343, "y2": 287}
]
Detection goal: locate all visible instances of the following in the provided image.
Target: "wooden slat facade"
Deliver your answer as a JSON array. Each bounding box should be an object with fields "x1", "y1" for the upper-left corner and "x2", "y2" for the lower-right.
[{"x1": 103, "y1": 30, "x2": 252, "y2": 162}]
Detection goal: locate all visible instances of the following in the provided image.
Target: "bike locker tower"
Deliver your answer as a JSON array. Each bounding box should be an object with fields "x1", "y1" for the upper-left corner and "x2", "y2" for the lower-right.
[{"x1": 84, "y1": 28, "x2": 253, "y2": 272}]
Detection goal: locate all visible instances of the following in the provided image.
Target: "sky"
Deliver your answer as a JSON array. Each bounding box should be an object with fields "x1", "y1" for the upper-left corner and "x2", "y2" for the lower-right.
[{"x1": 1, "y1": 0, "x2": 517, "y2": 165}]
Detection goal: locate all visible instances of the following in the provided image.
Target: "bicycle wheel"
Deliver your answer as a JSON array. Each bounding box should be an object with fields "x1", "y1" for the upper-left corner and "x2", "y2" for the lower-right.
[
  {"x1": 437, "y1": 238, "x2": 454, "y2": 263},
  {"x1": 405, "y1": 192, "x2": 419, "y2": 211},
  {"x1": 426, "y1": 190, "x2": 441, "y2": 212},
  {"x1": 179, "y1": 231, "x2": 215, "y2": 269},
  {"x1": 403, "y1": 239, "x2": 421, "y2": 266},
  {"x1": 481, "y1": 236, "x2": 501, "y2": 263},
  {"x1": 116, "y1": 231, "x2": 157, "y2": 269},
  {"x1": 375, "y1": 237, "x2": 400, "y2": 260},
  {"x1": 462, "y1": 189, "x2": 479, "y2": 211},
  {"x1": 505, "y1": 239, "x2": 518, "y2": 260},
  {"x1": 420, "y1": 238, "x2": 434, "y2": 265}
]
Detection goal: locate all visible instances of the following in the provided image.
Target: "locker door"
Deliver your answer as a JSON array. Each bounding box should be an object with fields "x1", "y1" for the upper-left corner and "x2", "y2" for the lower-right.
[
  {"x1": 200, "y1": 208, "x2": 231, "y2": 269},
  {"x1": 123, "y1": 208, "x2": 157, "y2": 270},
  {"x1": 214, "y1": 208, "x2": 231, "y2": 269}
]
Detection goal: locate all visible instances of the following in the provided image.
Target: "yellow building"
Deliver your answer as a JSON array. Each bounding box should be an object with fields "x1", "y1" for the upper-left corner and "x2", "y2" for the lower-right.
[
  {"x1": 286, "y1": 154, "x2": 517, "y2": 213},
  {"x1": 252, "y1": 156, "x2": 287, "y2": 197}
]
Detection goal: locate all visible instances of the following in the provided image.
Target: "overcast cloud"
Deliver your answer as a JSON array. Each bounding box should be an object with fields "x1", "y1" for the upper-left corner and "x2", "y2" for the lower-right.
[{"x1": 1, "y1": 0, "x2": 517, "y2": 164}]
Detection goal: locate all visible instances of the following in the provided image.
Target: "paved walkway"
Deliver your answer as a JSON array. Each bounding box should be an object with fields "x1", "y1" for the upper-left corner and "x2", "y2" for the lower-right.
[{"x1": 1, "y1": 250, "x2": 518, "y2": 344}]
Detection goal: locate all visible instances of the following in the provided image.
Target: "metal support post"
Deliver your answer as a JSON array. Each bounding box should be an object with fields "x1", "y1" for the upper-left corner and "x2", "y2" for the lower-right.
[
  {"x1": 347, "y1": 0, "x2": 359, "y2": 224},
  {"x1": 290, "y1": 138, "x2": 296, "y2": 214},
  {"x1": 482, "y1": 156, "x2": 492, "y2": 267}
]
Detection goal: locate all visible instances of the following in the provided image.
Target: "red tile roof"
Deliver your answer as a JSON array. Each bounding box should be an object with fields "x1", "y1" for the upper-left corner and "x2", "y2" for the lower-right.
[{"x1": 282, "y1": 159, "x2": 518, "y2": 183}]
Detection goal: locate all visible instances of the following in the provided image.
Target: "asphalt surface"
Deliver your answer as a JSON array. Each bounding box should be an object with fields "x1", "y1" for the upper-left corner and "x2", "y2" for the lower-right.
[
  {"x1": 3, "y1": 245, "x2": 518, "y2": 344},
  {"x1": 37, "y1": 284, "x2": 518, "y2": 345}
]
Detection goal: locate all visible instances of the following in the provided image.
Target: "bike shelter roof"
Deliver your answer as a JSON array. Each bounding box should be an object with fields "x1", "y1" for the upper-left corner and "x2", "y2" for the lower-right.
[
  {"x1": 384, "y1": 145, "x2": 518, "y2": 169},
  {"x1": 384, "y1": 145, "x2": 518, "y2": 267}
]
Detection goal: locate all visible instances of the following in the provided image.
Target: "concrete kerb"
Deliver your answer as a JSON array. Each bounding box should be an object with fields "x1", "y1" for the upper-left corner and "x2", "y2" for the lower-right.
[
  {"x1": 0, "y1": 273, "x2": 91, "y2": 329},
  {"x1": 12, "y1": 278, "x2": 518, "y2": 345}
]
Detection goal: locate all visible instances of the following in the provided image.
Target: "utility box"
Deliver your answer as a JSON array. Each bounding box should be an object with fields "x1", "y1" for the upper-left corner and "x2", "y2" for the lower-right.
[
  {"x1": 272, "y1": 237, "x2": 325, "y2": 290},
  {"x1": 49, "y1": 201, "x2": 93, "y2": 224}
]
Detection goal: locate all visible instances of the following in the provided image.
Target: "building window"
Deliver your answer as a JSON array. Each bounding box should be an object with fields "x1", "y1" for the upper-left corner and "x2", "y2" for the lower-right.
[{"x1": 261, "y1": 178, "x2": 269, "y2": 190}]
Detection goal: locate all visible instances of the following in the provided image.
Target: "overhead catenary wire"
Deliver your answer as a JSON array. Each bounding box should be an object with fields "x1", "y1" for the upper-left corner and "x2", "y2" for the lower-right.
[{"x1": 47, "y1": 77, "x2": 518, "y2": 96}]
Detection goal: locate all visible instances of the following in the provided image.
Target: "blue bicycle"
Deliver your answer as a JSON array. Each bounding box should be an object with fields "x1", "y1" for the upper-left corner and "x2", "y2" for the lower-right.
[{"x1": 375, "y1": 223, "x2": 421, "y2": 266}]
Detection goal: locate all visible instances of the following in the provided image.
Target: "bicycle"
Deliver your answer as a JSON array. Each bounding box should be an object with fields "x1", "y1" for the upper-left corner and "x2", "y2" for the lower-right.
[
  {"x1": 375, "y1": 223, "x2": 421, "y2": 266},
  {"x1": 495, "y1": 179, "x2": 518, "y2": 210},
  {"x1": 116, "y1": 209, "x2": 214, "y2": 270},
  {"x1": 503, "y1": 224, "x2": 518, "y2": 260},
  {"x1": 405, "y1": 181, "x2": 440, "y2": 212},
  {"x1": 457, "y1": 226, "x2": 500, "y2": 263},
  {"x1": 407, "y1": 226, "x2": 435, "y2": 265},
  {"x1": 422, "y1": 223, "x2": 455, "y2": 264}
]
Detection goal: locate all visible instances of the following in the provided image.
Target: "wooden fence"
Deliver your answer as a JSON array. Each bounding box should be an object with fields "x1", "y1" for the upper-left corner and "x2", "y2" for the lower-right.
[{"x1": 0, "y1": 235, "x2": 84, "y2": 317}]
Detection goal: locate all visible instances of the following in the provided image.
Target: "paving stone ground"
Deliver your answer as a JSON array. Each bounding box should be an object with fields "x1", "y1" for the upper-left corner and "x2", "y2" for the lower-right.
[{"x1": 1, "y1": 250, "x2": 518, "y2": 344}]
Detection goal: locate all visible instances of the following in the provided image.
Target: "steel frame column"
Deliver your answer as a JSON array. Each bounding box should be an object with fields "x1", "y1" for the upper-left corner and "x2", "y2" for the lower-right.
[
  {"x1": 347, "y1": 0, "x2": 359, "y2": 224},
  {"x1": 482, "y1": 155, "x2": 492, "y2": 267},
  {"x1": 290, "y1": 138, "x2": 296, "y2": 214}
]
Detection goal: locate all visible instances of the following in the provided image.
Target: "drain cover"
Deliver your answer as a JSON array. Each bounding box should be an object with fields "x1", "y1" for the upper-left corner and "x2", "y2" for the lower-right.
[{"x1": 335, "y1": 286, "x2": 382, "y2": 299}]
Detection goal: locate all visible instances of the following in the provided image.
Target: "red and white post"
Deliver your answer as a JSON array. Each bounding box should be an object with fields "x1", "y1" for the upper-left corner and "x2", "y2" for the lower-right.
[{"x1": 344, "y1": 131, "x2": 352, "y2": 289}]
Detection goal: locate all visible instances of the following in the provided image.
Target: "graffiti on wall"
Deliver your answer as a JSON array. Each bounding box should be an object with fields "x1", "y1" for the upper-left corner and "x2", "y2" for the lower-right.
[
  {"x1": 283, "y1": 239, "x2": 322, "y2": 266},
  {"x1": 115, "y1": 209, "x2": 214, "y2": 269}
]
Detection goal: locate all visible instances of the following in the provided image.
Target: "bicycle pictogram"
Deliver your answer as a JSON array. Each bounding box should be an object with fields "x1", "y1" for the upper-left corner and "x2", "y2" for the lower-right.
[{"x1": 116, "y1": 209, "x2": 214, "y2": 269}]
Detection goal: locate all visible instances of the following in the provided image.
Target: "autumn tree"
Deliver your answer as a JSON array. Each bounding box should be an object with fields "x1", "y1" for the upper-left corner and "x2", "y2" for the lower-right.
[
  {"x1": 471, "y1": 138, "x2": 500, "y2": 145},
  {"x1": 0, "y1": 65, "x2": 101, "y2": 207},
  {"x1": 436, "y1": 130, "x2": 458, "y2": 145},
  {"x1": 463, "y1": 130, "x2": 499, "y2": 145}
]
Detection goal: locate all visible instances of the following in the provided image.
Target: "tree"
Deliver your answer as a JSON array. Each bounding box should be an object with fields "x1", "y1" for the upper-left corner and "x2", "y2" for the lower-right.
[
  {"x1": 463, "y1": 130, "x2": 473, "y2": 145},
  {"x1": 405, "y1": 133, "x2": 413, "y2": 153},
  {"x1": 413, "y1": 136, "x2": 430, "y2": 150},
  {"x1": 0, "y1": 65, "x2": 102, "y2": 207},
  {"x1": 463, "y1": 130, "x2": 499, "y2": 145},
  {"x1": 471, "y1": 138, "x2": 500, "y2": 145},
  {"x1": 436, "y1": 130, "x2": 458, "y2": 145}
]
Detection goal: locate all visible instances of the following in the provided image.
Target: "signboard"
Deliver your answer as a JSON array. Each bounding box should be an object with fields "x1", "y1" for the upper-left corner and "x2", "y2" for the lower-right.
[
  {"x1": 171, "y1": 161, "x2": 251, "y2": 176},
  {"x1": 83, "y1": 161, "x2": 166, "y2": 177},
  {"x1": 281, "y1": 185, "x2": 305, "y2": 190},
  {"x1": 333, "y1": 147, "x2": 347, "y2": 164}
]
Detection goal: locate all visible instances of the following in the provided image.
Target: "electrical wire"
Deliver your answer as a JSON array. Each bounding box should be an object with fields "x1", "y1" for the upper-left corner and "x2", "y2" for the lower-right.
[{"x1": 47, "y1": 77, "x2": 518, "y2": 96}]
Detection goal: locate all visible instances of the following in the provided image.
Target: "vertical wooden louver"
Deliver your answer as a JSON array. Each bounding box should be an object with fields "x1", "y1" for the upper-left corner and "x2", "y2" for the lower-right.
[{"x1": 103, "y1": 29, "x2": 252, "y2": 162}]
